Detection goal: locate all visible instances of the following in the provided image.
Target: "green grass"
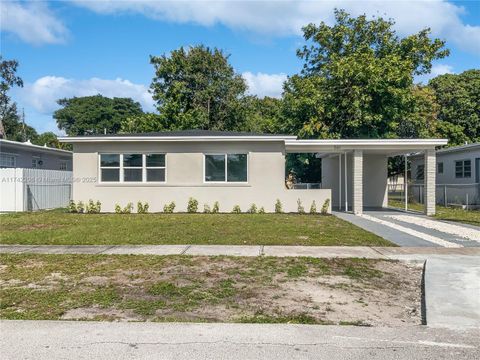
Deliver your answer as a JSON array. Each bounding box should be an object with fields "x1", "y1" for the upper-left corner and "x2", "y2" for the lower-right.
[
  {"x1": 388, "y1": 199, "x2": 480, "y2": 226},
  {"x1": 0, "y1": 210, "x2": 392, "y2": 246},
  {"x1": 0, "y1": 254, "x2": 404, "y2": 324}
]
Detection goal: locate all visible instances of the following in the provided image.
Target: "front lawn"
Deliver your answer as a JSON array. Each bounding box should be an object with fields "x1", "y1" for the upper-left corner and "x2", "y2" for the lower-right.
[
  {"x1": 388, "y1": 199, "x2": 480, "y2": 226},
  {"x1": 0, "y1": 254, "x2": 421, "y2": 326},
  {"x1": 0, "y1": 211, "x2": 392, "y2": 246}
]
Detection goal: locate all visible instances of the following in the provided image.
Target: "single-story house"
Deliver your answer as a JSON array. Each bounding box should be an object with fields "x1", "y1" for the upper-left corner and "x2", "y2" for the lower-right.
[
  {"x1": 409, "y1": 143, "x2": 480, "y2": 206},
  {"x1": 59, "y1": 130, "x2": 447, "y2": 215},
  {"x1": 0, "y1": 139, "x2": 72, "y2": 170},
  {"x1": 0, "y1": 139, "x2": 73, "y2": 212}
]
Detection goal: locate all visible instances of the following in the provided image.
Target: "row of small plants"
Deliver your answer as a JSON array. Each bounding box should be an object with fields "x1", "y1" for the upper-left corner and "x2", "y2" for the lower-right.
[{"x1": 68, "y1": 198, "x2": 330, "y2": 215}]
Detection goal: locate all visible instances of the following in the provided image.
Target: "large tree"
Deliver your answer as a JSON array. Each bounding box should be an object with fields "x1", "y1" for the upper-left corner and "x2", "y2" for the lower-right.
[
  {"x1": 428, "y1": 69, "x2": 480, "y2": 145},
  {"x1": 53, "y1": 95, "x2": 144, "y2": 136},
  {"x1": 282, "y1": 9, "x2": 449, "y2": 139},
  {"x1": 0, "y1": 56, "x2": 24, "y2": 139},
  {"x1": 150, "y1": 45, "x2": 247, "y2": 131}
]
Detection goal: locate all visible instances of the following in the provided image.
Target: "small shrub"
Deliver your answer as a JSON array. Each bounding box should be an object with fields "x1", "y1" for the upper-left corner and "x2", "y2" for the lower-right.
[
  {"x1": 309, "y1": 200, "x2": 317, "y2": 214},
  {"x1": 137, "y1": 201, "x2": 149, "y2": 214},
  {"x1": 187, "y1": 197, "x2": 199, "y2": 213},
  {"x1": 76, "y1": 201, "x2": 85, "y2": 214},
  {"x1": 232, "y1": 205, "x2": 241, "y2": 214},
  {"x1": 212, "y1": 201, "x2": 220, "y2": 213},
  {"x1": 321, "y1": 199, "x2": 330, "y2": 215},
  {"x1": 274, "y1": 199, "x2": 283, "y2": 213},
  {"x1": 247, "y1": 203, "x2": 257, "y2": 214},
  {"x1": 258, "y1": 206, "x2": 265, "y2": 214},
  {"x1": 163, "y1": 201, "x2": 176, "y2": 213},
  {"x1": 203, "y1": 204, "x2": 211, "y2": 213},
  {"x1": 68, "y1": 200, "x2": 77, "y2": 213},
  {"x1": 297, "y1": 199, "x2": 305, "y2": 214},
  {"x1": 115, "y1": 204, "x2": 122, "y2": 214},
  {"x1": 86, "y1": 199, "x2": 100, "y2": 214},
  {"x1": 95, "y1": 200, "x2": 102, "y2": 213},
  {"x1": 123, "y1": 202, "x2": 133, "y2": 214}
]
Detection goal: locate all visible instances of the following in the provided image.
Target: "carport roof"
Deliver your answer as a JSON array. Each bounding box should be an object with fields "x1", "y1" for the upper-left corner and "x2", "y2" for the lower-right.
[{"x1": 285, "y1": 138, "x2": 448, "y2": 155}]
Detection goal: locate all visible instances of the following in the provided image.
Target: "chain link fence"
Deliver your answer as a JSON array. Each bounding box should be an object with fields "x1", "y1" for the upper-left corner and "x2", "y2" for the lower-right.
[{"x1": 389, "y1": 183, "x2": 480, "y2": 209}]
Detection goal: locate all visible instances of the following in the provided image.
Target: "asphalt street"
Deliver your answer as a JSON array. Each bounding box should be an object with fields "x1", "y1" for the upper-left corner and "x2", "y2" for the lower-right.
[{"x1": 1, "y1": 321, "x2": 479, "y2": 360}]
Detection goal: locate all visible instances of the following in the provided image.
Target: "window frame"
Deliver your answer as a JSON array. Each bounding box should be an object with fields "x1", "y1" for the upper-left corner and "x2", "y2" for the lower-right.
[
  {"x1": 0, "y1": 153, "x2": 16, "y2": 168},
  {"x1": 455, "y1": 159, "x2": 472, "y2": 178},
  {"x1": 98, "y1": 153, "x2": 167, "y2": 184},
  {"x1": 203, "y1": 153, "x2": 249, "y2": 184},
  {"x1": 437, "y1": 162, "x2": 443, "y2": 174}
]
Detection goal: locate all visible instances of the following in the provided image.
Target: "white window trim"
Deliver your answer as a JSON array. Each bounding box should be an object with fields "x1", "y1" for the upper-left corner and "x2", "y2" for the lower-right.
[
  {"x1": 98, "y1": 153, "x2": 166, "y2": 184},
  {"x1": 203, "y1": 153, "x2": 249, "y2": 184}
]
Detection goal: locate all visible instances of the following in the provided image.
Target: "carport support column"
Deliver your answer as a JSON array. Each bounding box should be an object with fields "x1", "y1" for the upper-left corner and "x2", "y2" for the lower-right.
[
  {"x1": 352, "y1": 149, "x2": 363, "y2": 215},
  {"x1": 424, "y1": 149, "x2": 436, "y2": 216}
]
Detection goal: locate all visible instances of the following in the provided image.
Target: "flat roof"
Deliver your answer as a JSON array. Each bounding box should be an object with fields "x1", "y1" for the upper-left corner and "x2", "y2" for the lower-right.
[
  {"x1": 59, "y1": 129, "x2": 297, "y2": 142},
  {"x1": 0, "y1": 139, "x2": 72, "y2": 155}
]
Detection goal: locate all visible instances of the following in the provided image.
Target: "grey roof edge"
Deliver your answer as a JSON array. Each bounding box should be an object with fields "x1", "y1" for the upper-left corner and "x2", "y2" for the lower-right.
[
  {"x1": 409, "y1": 142, "x2": 480, "y2": 158},
  {"x1": 0, "y1": 139, "x2": 72, "y2": 155}
]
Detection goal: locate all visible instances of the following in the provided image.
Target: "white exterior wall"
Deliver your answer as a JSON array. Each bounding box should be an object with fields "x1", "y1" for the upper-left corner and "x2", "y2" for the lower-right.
[
  {"x1": 322, "y1": 153, "x2": 387, "y2": 210},
  {"x1": 72, "y1": 141, "x2": 331, "y2": 213}
]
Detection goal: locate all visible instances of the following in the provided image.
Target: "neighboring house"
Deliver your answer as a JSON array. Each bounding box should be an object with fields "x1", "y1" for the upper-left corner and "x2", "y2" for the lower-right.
[
  {"x1": 0, "y1": 139, "x2": 73, "y2": 212},
  {"x1": 0, "y1": 139, "x2": 72, "y2": 170},
  {"x1": 60, "y1": 130, "x2": 447, "y2": 215},
  {"x1": 410, "y1": 143, "x2": 480, "y2": 206}
]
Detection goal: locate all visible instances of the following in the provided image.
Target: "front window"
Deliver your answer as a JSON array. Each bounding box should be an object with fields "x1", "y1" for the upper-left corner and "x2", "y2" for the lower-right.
[
  {"x1": 59, "y1": 161, "x2": 67, "y2": 170},
  {"x1": 205, "y1": 154, "x2": 247, "y2": 182},
  {"x1": 100, "y1": 154, "x2": 120, "y2": 182},
  {"x1": 99, "y1": 153, "x2": 166, "y2": 183},
  {"x1": 123, "y1": 154, "x2": 142, "y2": 182},
  {"x1": 455, "y1": 160, "x2": 471, "y2": 178}
]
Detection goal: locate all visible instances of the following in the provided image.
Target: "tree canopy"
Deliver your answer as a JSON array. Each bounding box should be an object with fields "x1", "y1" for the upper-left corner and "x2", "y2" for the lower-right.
[
  {"x1": 53, "y1": 95, "x2": 144, "y2": 136},
  {"x1": 429, "y1": 69, "x2": 480, "y2": 145},
  {"x1": 282, "y1": 9, "x2": 449, "y2": 139},
  {"x1": 149, "y1": 45, "x2": 247, "y2": 131}
]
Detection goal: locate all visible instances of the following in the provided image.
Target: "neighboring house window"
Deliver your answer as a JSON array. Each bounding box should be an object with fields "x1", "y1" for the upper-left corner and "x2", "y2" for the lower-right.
[
  {"x1": 205, "y1": 154, "x2": 248, "y2": 182},
  {"x1": 59, "y1": 161, "x2": 67, "y2": 170},
  {"x1": 437, "y1": 162, "x2": 443, "y2": 174},
  {"x1": 0, "y1": 153, "x2": 16, "y2": 168},
  {"x1": 32, "y1": 157, "x2": 42, "y2": 168},
  {"x1": 416, "y1": 165, "x2": 424, "y2": 181},
  {"x1": 99, "y1": 153, "x2": 166, "y2": 183},
  {"x1": 455, "y1": 160, "x2": 471, "y2": 178}
]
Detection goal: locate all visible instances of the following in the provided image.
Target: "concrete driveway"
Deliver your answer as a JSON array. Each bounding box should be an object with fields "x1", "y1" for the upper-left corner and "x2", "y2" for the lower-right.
[{"x1": 334, "y1": 210, "x2": 480, "y2": 248}]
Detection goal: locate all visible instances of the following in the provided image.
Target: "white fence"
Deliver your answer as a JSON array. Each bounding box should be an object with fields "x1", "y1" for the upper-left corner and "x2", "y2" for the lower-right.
[{"x1": 0, "y1": 168, "x2": 72, "y2": 212}]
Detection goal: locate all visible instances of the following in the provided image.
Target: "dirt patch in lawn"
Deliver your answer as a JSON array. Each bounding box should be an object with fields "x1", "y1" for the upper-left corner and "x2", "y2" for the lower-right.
[{"x1": 0, "y1": 254, "x2": 422, "y2": 326}]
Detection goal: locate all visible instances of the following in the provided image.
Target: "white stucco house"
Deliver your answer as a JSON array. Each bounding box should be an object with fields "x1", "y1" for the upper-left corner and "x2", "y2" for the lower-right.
[
  {"x1": 409, "y1": 143, "x2": 480, "y2": 207},
  {"x1": 60, "y1": 130, "x2": 447, "y2": 215}
]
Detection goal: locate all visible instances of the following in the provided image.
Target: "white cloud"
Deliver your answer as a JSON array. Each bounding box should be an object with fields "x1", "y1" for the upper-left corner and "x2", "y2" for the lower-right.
[
  {"x1": 19, "y1": 76, "x2": 155, "y2": 114},
  {"x1": 242, "y1": 72, "x2": 287, "y2": 98},
  {"x1": 0, "y1": 1, "x2": 68, "y2": 45},
  {"x1": 431, "y1": 64, "x2": 454, "y2": 77},
  {"x1": 72, "y1": 0, "x2": 480, "y2": 55}
]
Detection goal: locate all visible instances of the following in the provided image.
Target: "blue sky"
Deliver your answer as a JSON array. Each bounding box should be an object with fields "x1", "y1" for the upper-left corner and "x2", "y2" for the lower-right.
[{"x1": 1, "y1": 0, "x2": 479, "y2": 134}]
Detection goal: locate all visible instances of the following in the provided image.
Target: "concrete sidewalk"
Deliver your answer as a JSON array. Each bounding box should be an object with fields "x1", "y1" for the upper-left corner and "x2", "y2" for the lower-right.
[
  {"x1": 1, "y1": 321, "x2": 478, "y2": 360},
  {"x1": 1, "y1": 244, "x2": 480, "y2": 258}
]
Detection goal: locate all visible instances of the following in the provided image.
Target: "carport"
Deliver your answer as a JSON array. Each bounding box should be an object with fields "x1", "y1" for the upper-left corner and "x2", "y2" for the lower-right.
[{"x1": 285, "y1": 139, "x2": 448, "y2": 216}]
